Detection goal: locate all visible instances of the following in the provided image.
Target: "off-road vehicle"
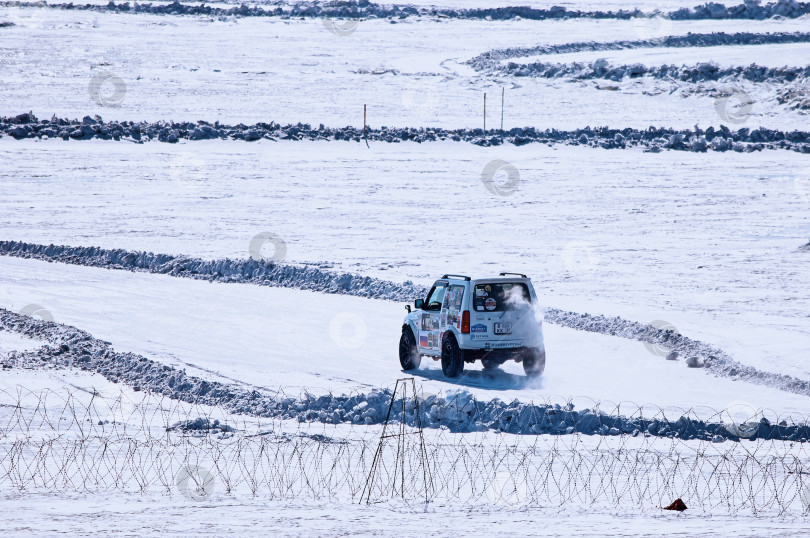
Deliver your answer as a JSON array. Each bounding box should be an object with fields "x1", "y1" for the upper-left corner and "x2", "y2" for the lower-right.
[{"x1": 399, "y1": 273, "x2": 545, "y2": 378}]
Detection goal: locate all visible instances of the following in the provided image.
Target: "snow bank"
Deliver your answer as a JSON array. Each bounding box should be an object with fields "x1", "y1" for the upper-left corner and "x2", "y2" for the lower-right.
[
  {"x1": 3, "y1": 113, "x2": 810, "y2": 153},
  {"x1": 0, "y1": 240, "x2": 423, "y2": 302},
  {"x1": 469, "y1": 31, "x2": 810, "y2": 85},
  {"x1": 545, "y1": 309, "x2": 810, "y2": 401},
  {"x1": 5, "y1": 0, "x2": 810, "y2": 22},
  {"x1": 470, "y1": 31, "x2": 810, "y2": 67},
  {"x1": 2, "y1": 307, "x2": 808, "y2": 441},
  {"x1": 501, "y1": 59, "x2": 809, "y2": 84}
]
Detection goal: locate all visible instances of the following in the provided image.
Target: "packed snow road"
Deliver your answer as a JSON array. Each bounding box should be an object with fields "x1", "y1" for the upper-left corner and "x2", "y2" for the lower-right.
[{"x1": 2, "y1": 255, "x2": 809, "y2": 415}]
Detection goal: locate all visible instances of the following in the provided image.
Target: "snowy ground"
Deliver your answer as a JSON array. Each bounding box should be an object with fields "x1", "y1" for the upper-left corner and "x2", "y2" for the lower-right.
[
  {"x1": 2, "y1": 0, "x2": 810, "y2": 534},
  {"x1": 0, "y1": 327, "x2": 42, "y2": 355},
  {"x1": 5, "y1": 0, "x2": 747, "y2": 9},
  {"x1": 1, "y1": 140, "x2": 807, "y2": 382},
  {"x1": 6, "y1": 494, "x2": 810, "y2": 537},
  {"x1": 2, "y1": 9, "x2": 810, "y2": 129}
]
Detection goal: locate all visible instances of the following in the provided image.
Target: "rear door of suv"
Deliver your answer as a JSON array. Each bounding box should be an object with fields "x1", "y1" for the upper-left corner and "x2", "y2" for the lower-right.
[{"x1": 469, "y1": 281, "x2": 536, "y2": 349}]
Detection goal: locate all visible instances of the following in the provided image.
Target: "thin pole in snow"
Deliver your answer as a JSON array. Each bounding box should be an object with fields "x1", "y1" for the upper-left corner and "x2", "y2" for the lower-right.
[
  {"x1": 501, "y1": 87, "x2": 504, "y2": 131},
  {"x1": 363, "y1": 104, "x2": 369, "y2": 148},
  {"x1": 483, "y1": 93, "x2": 486, "y2": 132}
]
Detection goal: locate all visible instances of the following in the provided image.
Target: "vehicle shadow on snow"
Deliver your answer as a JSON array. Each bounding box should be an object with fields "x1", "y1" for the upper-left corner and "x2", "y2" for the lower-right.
[{"x1": 409, "y1": 365, "x2": 541, "y2": 391}]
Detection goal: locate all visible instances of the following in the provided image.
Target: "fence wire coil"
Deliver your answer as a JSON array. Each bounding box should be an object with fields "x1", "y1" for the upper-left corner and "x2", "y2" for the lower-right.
[{"x1": 1, "y1": 385, "x2": 809, "y2": 516}]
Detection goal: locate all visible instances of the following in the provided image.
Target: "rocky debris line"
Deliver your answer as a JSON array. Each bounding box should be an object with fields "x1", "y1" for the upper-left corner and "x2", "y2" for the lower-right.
[
  {"x1": 468, "y1": 31, "x2": 810, "y2": 67},
  {"x1": 3, "y1": 113, "x2": 810, "y2": 153},
  {"x1": 497, "y1": 59, "x2": 810, "y2": 84},
  {"x1": 777, "y1": 85, "x2": 810, "y2": 111},
  {"x1": 3, "y1": 240, "x2": 810, "y2": 400},
  {"x1": 167, "y1": 417, "x2": 236, "y2": 434},
  {"x1": 2, "y1": 308, "x2": 807, "y2": 441},
  {"x1": 468, "y1": 31, "x2": 810, "y2": 86},
  {"x1": 4, "y1": 0, "x2": 810, "y2": 22}
]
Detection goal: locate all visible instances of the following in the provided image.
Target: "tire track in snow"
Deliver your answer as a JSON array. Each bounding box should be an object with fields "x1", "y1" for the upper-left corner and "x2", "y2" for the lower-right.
[{"x1": 2, "y1": 240, "x2": 810, "y2": 403}]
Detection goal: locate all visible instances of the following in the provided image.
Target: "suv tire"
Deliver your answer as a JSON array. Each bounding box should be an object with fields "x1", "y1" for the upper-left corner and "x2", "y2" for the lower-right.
[
  {"x1": 441, "y1": 334, "x2": 465, "y2": 378},
  {"x1": 399, "y1": 327, "x2": 421, "y2": 370},
  {"x1": 522, "y1": 347, "x2": 546, "y2": 377}
]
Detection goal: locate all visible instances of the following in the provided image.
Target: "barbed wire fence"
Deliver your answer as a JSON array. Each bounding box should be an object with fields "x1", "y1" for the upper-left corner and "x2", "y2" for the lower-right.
[{"x1": 1, "y1": 384, "x2": 810, "y2": 515}]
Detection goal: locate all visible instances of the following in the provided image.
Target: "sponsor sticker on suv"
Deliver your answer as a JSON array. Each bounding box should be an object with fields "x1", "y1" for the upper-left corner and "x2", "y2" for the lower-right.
[
  {"x1": 471, "y1": 323, "x2": 488, "y2": 340},
  {"x1": 484, "y1": 341, "x2": 523, "y2": 349}
]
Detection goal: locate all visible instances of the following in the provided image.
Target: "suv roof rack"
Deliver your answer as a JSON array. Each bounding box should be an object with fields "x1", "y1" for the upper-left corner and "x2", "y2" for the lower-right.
[
  {"x1": 499, "y1": 272, "x2": 527, "y2": 278},
  {"x1": 442, "y1": 274, "x2": 471, "y2": 281}
]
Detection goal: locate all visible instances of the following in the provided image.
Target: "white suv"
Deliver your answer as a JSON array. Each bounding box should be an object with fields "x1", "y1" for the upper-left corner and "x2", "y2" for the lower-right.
[{"x1": 399, "y1": 273, "x2": 545, "y2": 378}]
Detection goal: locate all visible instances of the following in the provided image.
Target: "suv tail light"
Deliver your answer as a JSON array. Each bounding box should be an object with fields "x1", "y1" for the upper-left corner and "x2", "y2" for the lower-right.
[{"x1": 461, "y1": 310, "x2": 470, "y2": 334}]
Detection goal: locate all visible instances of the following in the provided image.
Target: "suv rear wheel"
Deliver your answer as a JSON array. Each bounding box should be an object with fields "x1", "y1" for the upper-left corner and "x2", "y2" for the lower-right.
[
  {"x1": 399, "y1": 328, "x2": 421, "y2": 370},
  {"x1": 441, "y1": 334, "x2": 465, "y2": 378},
  {"x1": 522, "y1": 347, "x2": 546, "y2": 377}
]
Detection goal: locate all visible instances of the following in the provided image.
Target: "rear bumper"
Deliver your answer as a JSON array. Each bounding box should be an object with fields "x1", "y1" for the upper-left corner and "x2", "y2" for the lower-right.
[
  {"x1": 457, "y1": 333, "x2": 544, "y2": 352},
  {"x1": 461, "y1": 346, "x2": 542, "y2": 363}
]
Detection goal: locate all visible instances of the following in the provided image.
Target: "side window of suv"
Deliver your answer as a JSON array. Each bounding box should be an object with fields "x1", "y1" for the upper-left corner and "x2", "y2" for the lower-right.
[{"x1": 424, "y1": 283, "x2": 447, "y2": 311}]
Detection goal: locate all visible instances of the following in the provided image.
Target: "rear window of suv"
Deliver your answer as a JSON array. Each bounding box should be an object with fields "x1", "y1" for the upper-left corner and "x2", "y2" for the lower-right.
[{"x1": 473, "y1": 283, "x2": 531, "y2": 312}]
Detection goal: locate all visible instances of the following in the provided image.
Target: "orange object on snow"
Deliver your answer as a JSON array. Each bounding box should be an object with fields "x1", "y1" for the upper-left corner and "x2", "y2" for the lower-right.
[{"x1": 663, "y1": 498, "x2": 688, "y2": 511}]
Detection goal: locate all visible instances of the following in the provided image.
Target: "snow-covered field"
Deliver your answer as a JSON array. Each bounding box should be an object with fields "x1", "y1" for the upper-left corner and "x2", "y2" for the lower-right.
[
  {"x1": 1, "y1": 140, "x2": 807, "y2": 381},
  {"x1": 2, "y1": 0, "x2": 810, "y2": 535},
  {"x1": 3, "y1": 7, "x2": 810, "y2": 129}
]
